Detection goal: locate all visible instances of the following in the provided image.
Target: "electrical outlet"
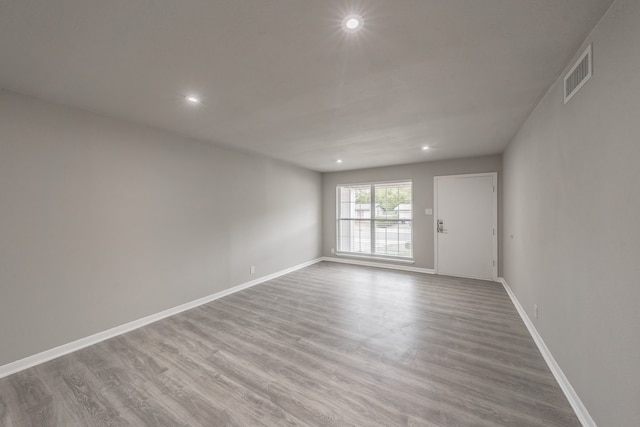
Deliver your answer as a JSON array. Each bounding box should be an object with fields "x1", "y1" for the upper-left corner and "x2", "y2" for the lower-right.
[
  {"x1": 250, "y1": 265, "x2": 256, "y2": 275},
  {"x1": 534, "y1": 304, "x2": 539, "y2": 319},
  {"x1": 331, "y1": 248, "x2": 335, "y2": 254}
]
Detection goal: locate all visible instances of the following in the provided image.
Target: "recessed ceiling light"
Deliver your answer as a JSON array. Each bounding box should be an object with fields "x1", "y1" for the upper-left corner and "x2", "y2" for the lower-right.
[
  {"x1": 422, "y1": 146, "x2": 430, "y2": 151},
  {"x1": 337, "y1": 159, "x2": 343, "y2": 163},
  {"x1": 342, "y1": 14, "x2": 363, "y2": 32},
  {"x1": 185, "y1": 95, "x2": 200, "y2": 104},
  {"x1": 346, "y1": 18, "x2": 359, "y2": 29}
]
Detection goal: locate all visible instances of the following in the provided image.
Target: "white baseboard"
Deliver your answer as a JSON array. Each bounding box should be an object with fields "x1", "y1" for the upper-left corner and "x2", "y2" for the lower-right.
[
  {"x1": 0, "y1": 257, "x2": 323, "y2": 379},
  {"x1": 322, "y1": 256, "x2": 435, "y2": 275},
  {"x1": 498, "y1": 277, "x2": 596, "y2": 427}
]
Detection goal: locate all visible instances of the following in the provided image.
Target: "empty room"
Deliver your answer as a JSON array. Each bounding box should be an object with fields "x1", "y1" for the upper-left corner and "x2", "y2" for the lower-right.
[{"x1": 0, "y1": 1, "x2": 638, "y2": 426}]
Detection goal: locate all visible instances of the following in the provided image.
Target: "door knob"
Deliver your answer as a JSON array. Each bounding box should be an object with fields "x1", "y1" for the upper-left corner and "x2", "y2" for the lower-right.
[{"x1": 437, "y1": 219, "x2": 444, "y2": 233}]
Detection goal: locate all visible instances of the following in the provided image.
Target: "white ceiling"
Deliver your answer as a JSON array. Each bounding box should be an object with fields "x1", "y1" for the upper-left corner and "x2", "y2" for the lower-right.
[{"x1": 0, "y1": 0, "x2": 614, "y2": 172}]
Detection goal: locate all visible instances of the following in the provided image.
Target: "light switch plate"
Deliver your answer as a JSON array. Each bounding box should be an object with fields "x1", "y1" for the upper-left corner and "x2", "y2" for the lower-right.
[{"x1": 425, "y1": 209, "x2": 433, "y2": 215}]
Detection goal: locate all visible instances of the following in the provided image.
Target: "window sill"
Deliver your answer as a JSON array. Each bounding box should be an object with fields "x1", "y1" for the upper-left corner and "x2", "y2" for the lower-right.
[{"x1": 334, "y1": 252, "x2": 415, "y2": 264}]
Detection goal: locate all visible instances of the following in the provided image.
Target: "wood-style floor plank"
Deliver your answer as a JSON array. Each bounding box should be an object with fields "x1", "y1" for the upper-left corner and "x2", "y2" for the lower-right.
[{"x1": 0, "y1": 262, "x2": 580, "y2": 426}]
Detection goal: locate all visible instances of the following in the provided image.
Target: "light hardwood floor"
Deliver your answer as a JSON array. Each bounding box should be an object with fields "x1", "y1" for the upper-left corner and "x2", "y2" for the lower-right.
[{"x1": 0, "y1": 262, "x2": 580, "y2": 426}]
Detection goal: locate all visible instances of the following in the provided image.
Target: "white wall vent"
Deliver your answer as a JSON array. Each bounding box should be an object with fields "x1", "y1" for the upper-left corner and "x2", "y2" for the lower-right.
[{"x1": 564, "y1": 44, "x2": 592, "y2": 104}]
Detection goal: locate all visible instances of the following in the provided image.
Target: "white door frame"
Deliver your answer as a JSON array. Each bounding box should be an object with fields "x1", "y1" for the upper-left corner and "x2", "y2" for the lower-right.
[{"x1": 434, "y1": 172, "x2": 498, "y2": 280}]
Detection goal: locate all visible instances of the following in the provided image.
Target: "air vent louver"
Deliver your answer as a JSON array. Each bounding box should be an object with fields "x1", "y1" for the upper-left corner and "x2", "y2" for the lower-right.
[{"x1": 564, "y1": 44, "x2": 592, "y2": 104}]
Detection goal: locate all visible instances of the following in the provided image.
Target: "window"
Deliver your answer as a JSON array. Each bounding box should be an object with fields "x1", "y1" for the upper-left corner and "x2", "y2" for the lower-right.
[{"x1": 337, "y1": 181, "x2": 412, "y2": 259}]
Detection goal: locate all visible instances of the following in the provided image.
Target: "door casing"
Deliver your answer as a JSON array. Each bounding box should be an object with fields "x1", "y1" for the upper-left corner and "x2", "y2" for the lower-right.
[{"x1": 433, "y1": 172, "x2": 498, "y2": 280}]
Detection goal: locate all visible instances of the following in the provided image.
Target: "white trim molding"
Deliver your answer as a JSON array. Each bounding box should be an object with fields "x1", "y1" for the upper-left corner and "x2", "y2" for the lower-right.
[
  {"x1": 322, "y1": 256, "x2": 435, "y2": 275},
  {"x1": 498, "y1": 277, "x2": 597, "y2": 427},
  {"x1": 0, "y1": 257, "x2": 323, "y2": 379}
]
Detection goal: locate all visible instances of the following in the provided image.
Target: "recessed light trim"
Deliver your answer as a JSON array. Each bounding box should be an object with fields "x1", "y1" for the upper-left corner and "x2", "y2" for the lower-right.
[
  {"x1": 342, "y1": 14, "x2": 363, "y2": 32},
  {"x1": 185, "y1": 95, "x2": 200, "y2": 104},
  {"x1": 422, "y1": 146, "x2": 430, "y2": 151},
  {"x1": 337, "y1": 159, "x2": 343, "y2": 163}
]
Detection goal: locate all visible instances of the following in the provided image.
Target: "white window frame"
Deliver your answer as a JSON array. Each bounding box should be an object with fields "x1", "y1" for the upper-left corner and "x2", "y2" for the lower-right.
[{"x1": 335, "y1": 180, "x2": 414, "y2": 261}]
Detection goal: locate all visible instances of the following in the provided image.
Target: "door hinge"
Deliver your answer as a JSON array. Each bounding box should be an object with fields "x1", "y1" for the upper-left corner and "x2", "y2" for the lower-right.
[
  {"x1": 493, "y1": 228, "x2": 495, "y2": 236},
  {"x1": 493, "y1": 186, "x2": 496, "y2": 193},
  {"x1": 493, "y1": 260, "x2": 496, "y2": 267}
]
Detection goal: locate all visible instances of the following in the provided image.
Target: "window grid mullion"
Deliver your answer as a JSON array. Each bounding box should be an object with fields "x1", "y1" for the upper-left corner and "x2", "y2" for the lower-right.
[{"x1": 370, "y1": 184, "x2": 375, "y2": 255}]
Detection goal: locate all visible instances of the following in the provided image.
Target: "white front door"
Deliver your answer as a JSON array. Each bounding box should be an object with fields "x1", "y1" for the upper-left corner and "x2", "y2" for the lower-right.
[{"x1": 434, "y1": 173, "x2": 497, "y2": 280}]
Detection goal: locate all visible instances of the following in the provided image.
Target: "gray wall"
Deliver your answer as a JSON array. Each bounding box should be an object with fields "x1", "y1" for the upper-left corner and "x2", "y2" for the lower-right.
[
  {"x1": 0, "y1": 90, "x2": 322, "y2": 367},
  {"x1": 502, "y1": 0, "x2": 640, "y2": 425},
  {"x1": 322, "y1": 156, "x2": 502, "y2": 272}
]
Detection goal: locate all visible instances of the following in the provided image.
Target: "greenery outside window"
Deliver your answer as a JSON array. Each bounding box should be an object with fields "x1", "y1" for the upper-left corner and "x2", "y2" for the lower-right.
[{"x1": 337, "y1": 181, "x2": 412, "y2": 259}]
